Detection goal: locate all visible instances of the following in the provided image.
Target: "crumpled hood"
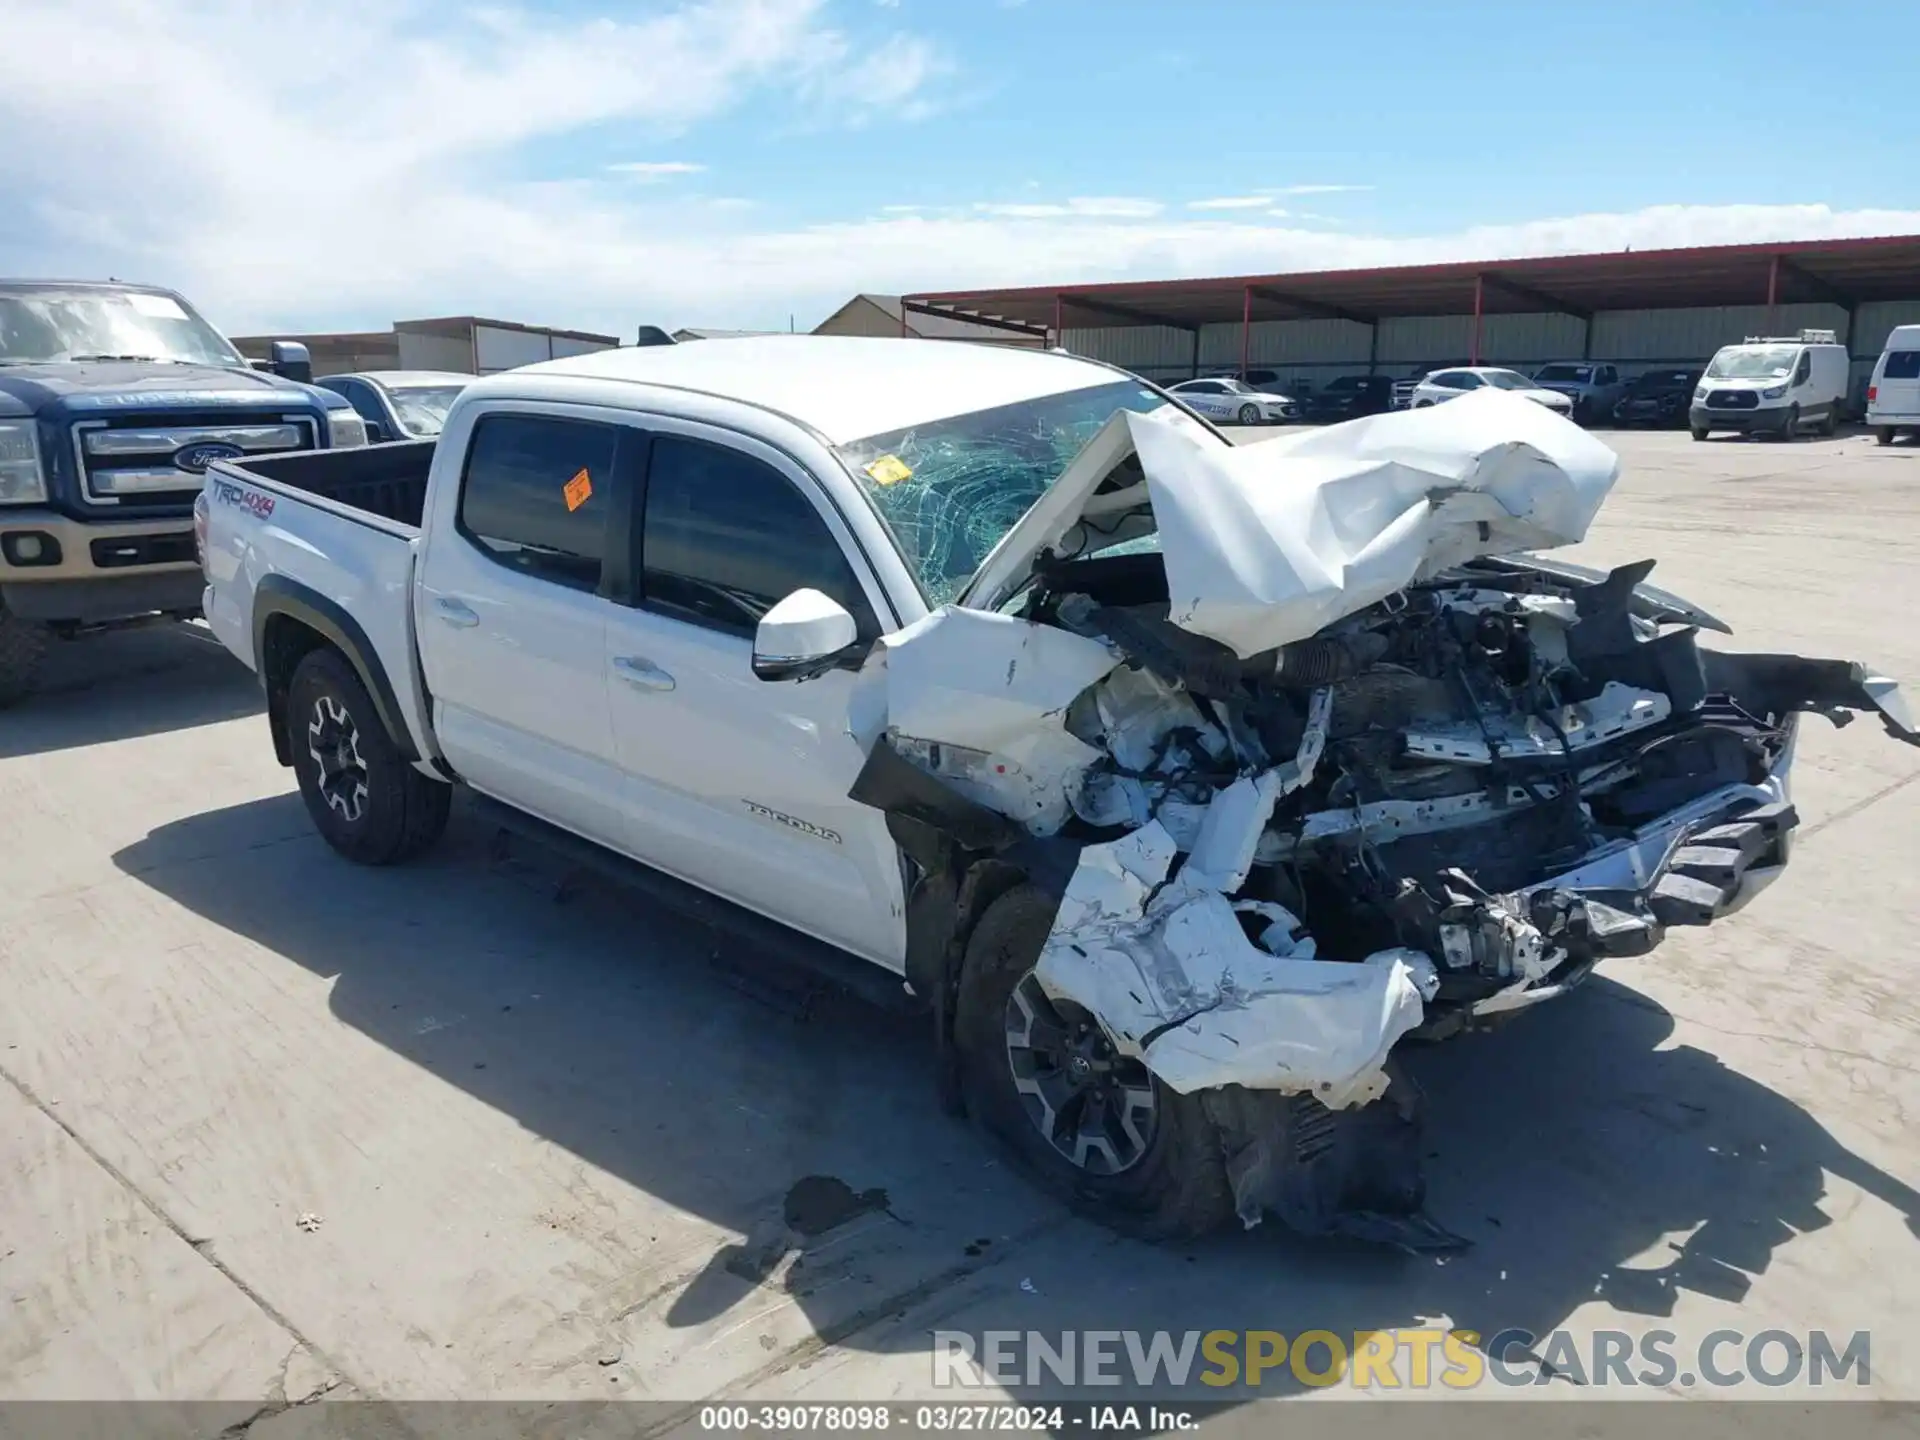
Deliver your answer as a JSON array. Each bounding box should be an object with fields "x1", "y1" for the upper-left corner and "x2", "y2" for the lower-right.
[
  {"x1": 0, "y1": 359, "x2": 319, "y2": 412},
  {"x1": 966, "y1": 387, "x2": 1620, "y2": 655}
]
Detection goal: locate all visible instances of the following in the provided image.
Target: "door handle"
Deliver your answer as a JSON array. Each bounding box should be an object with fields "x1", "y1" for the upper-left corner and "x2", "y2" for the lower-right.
[
  {"x1": 612, "y1": 655, "x2": 676, "y2": 692},
  {"x1": 433, "y1": 597, "x2": 479, "y2": 629}
]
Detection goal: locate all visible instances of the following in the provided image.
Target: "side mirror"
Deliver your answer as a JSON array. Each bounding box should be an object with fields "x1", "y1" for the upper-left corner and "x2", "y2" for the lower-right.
[
  {"x1": 268, "y1": 340, "x2": 313, "y2": 385},
  {"x1": 363, "y1": 417, "x2": 389, "y2": 443},
  {"x1": 752, "y1": 588, "x2": 861, "y2": 683}
]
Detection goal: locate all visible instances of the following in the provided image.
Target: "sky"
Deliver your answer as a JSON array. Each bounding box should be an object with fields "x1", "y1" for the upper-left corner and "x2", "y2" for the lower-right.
[{"x1": 3, "y1": 0, "x2": 1918, "y2": 340}]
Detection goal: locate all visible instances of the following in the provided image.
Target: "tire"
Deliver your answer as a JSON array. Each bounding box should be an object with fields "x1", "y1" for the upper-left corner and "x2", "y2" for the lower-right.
[
  {"x1": 0, "y1": 601, "x2": 49, "y2": 709},
  {"x1": 286, "y1": 646, "x2": 450, "y2": 865},
  {"x1": 1879, "y1": 427, "x2": 1896, "y2": 447},
  {"x1": 1819, "y1": 406, "x2": 1840, "y2": 437},
  {"x1": 1775, "y1": 404, "x2": 1800, "y2": 440},
  {"x1": 1236, "y1": 403, "x2": 1260, "y2": 425},
  {"x1": 952, "y1": 885, "x2": 1235, "y2": 1240},
  {"x1": 1690, "y1": 426, "x2": 1709, "y2": 441}
]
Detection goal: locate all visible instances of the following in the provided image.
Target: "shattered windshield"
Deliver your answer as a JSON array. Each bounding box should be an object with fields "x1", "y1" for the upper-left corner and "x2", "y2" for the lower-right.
[
  {"x1": 0, "y1": 286, "x2": 243, "y2": 365},
  {"x1": 837, "y1": 380, "x2": 1172, "y2": 607},
  {"x1": 1707, "y1": 345, "x2": 1798, "y2": 380}
]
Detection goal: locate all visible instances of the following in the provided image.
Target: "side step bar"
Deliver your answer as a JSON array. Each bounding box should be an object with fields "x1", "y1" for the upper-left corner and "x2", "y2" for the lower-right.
[{"x1": 467, "y1": 793, "x2": 917, "y2": 1017}]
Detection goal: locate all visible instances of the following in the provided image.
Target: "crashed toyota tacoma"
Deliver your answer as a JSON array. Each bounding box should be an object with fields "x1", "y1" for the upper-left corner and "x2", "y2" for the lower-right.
[{"x1": 194, "y1": 338, "x2": 1919, "y2": 1248}]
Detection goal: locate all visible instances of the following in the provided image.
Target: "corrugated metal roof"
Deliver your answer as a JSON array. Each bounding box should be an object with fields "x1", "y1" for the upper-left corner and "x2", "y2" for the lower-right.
[{"x1": 907, "y1": 234, "x2": 1920, "y2": 330}]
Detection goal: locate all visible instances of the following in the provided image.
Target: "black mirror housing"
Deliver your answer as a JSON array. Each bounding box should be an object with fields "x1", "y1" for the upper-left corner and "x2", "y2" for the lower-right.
[{"x1": 268, "y1": 340, "x2": 313, "y2": 385}]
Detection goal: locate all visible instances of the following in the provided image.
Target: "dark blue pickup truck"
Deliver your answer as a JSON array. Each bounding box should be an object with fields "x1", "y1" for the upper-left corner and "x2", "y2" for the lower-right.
[{"x1": 0, "y1": 279, "x2": 368, "y2": 704}]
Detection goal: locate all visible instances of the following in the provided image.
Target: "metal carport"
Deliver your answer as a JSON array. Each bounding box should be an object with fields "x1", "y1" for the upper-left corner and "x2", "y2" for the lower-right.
[{"x1": 902, "y1": 234, "x2": 1920, "y2": 386}]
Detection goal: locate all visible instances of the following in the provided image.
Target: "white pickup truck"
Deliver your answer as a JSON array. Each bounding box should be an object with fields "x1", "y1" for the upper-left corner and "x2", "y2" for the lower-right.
[{"x1": 198, "y1": 337, "x2": 1917, "y2": 1247}]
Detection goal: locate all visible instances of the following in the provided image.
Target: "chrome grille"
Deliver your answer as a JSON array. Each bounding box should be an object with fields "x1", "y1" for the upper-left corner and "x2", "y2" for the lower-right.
[{"x1": 72, "y1": 416, "x2": 314, "y2": 504}]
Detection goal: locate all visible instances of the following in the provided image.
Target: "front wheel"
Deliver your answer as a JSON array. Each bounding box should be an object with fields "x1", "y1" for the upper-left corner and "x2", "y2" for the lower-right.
[
  {"x1": 1775, "y1": 404, "x2": 1800, "y2": 440},
  {"x1": 953, "y1": 886, "x2": 1235, "y2": 1239},
  {"x1": 287, "y1": 646, "x2": 450, "y2": 865},
  {"x1": 1236, "y1": 403, "x2": 1260, "y2": 425},
  {"x1": 0, "y1": 601, "x2": 49, "y2": 709},
  {"x1": 1690, "y1": 425, "x2": 1709, "y2": 441}
]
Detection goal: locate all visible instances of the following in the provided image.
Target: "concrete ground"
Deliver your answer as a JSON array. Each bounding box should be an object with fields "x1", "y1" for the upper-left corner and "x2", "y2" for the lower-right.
[{"x1": 2, "y1": 427, "x2": 1917, "y2": 1428}]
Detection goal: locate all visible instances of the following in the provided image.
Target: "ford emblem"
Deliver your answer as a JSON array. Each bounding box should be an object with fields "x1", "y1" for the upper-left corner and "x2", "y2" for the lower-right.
[{"x1": 173, "y1": 441, "x2": 245, "y2": 474}]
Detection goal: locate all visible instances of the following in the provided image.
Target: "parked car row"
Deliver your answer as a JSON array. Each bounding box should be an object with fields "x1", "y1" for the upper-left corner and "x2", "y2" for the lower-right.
[{"x1": 1136, "y1": 326, "x2": 1920, "y2": 444}]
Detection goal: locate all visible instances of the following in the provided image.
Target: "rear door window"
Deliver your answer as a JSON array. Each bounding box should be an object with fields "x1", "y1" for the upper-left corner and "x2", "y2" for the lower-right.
[
  {"x1": 1882, "y1": 350, "x2": 1920, "y2": 380},
  {"x1": 458, "y1": 413, "x2": 621, "y2": 594}
]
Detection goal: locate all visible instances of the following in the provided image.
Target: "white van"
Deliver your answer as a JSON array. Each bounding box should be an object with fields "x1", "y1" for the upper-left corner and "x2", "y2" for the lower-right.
[
  {"x1": 1690, "y1": 330, "x2": 1851, "y2": 441},
  {"x1": 1867, "y1": 324, "x2": 1920, "y2": 445}
]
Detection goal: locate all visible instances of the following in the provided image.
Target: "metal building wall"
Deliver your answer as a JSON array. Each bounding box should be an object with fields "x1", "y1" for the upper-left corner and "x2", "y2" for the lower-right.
[
  {"x1": 1590, "y1": 303, "x2": 1846, "y2": 361},
  {"x1": 1197, "y1": 318, "x2": 1374, "y2": 369},
  {"x1": 1061, "y1": 325, "x2": 1191, "y2": 375},
  {"x1": 1853, "y1": 300, "x2": 1920, "y2": 356}
]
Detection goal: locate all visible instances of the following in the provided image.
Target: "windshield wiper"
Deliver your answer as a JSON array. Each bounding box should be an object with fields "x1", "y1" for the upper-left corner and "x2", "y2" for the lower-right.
[{"x1": 67, "y1": 353, "x2": 170, "y2": 363}]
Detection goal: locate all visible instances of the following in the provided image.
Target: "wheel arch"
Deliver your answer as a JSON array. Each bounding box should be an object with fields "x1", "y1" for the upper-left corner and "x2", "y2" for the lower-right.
[
  {"x1": 847, "y1": 734, "x2": 1080, "y2": 1113},
  {"x1": 253, "y1": 575, "x2": 419, "y2": 767}
]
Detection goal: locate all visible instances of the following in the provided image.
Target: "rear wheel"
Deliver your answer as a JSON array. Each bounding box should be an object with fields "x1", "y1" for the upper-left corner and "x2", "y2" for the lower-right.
[
  {"x1": 0, "y1": 601, "x2": 48, "y2": 709},
  {"x1": 1879, "y1": 426, "x2": 1897, "y2": 446},
  {"x1": 953, "y1": 885, "x2": 1235, "y2": 1239},
  {"x1": 1236, "y1": 403, "x2": 1260, "y2": 425},
  {"x1": 287, "y1": 646, "x2": 450, "y2": 865},
  {"x1": 1690, "y1": 425, "x2": 1709, "y2": 441}
]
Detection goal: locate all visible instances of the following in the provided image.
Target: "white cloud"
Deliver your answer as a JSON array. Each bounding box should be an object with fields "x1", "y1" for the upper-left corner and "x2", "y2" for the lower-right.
[
  {"x1": 1, "y1": 6, "x2": 1912, "y2": 337},
  {"x1": 1187, "y1": 196, "x2": 1275, "y2": 211},
  {"x1": 607, "y1": 162, "x2": 708, "y2": 179},
  {"x1": 975, "y1": 197, "x2": 1163, "y2": 219}
]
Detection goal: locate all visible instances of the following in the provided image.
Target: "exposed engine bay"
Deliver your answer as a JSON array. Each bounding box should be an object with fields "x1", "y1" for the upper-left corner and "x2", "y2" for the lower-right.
[{"x1": 845, "y1": 391, "x2": 1917, "y2": 1246}]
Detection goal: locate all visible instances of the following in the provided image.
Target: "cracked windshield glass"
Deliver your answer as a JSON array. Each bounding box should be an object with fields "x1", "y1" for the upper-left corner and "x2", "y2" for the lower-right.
[{"x1": 836, "y1": 379, "x2": 1169, "y2": 606}]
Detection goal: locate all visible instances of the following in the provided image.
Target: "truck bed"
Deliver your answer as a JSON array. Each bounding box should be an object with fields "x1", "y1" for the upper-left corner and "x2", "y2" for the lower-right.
[
  {"x1": 235, "y1": 440, "x2": 435, "y2": 531},
  {"x1": 201, "y1": 439, "x2": 440, "y2": 765}
]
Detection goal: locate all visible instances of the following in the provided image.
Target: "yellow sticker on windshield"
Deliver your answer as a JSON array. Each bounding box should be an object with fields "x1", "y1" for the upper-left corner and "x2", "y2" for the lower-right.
[{"x1": 864, "y1": 454, "x2": 913, "y2": 487}]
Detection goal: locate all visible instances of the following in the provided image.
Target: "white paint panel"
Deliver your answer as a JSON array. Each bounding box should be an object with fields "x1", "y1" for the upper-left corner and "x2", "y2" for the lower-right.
[
  {"x1": 396, "y1": 329, "x2": 472, "y2": 373},
  {"x1": 549, "y1": 335, "x2": 615, "y2": 359},
  {"x1": 474, "y1": 324, "x2": 554, "y2": 374}
]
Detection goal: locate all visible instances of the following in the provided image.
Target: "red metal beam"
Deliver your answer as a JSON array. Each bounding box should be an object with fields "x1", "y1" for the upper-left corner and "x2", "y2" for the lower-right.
[
  {"x1": 1470, "y1": 274, "x2": 1484, "y2": 366},
  {"x1": 1241, "y1": 285, "x2": 1252, "y2": 380}
]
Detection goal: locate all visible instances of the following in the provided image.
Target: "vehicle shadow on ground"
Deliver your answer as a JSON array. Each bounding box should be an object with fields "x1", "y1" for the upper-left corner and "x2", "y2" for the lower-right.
[
  {"x1": 0, "y1": 621, "x2": 260, "y2": 759},
  {"x1": 113, "y1": 795, "x2": 1920, "y2": 1403}
]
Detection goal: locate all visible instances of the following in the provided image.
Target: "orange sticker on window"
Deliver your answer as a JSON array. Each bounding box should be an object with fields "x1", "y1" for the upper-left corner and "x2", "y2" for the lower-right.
[{"x1": 563, "y1": 468, "x2": 593, "y2": 511}]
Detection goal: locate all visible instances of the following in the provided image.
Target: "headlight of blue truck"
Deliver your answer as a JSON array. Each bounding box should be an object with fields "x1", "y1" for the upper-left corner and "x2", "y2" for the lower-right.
[
  {"x1": 0, "y1": 421, "x2": 47, "y2": 505},
  {"x1": 326, "y1": 409, "x2": 369, "y2": 448}
]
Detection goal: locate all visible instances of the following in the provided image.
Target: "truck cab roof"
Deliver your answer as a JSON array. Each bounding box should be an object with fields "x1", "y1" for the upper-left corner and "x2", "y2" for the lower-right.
[{"x1": 487, "y1": 335, "x2": 1140, "y2": 447}]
